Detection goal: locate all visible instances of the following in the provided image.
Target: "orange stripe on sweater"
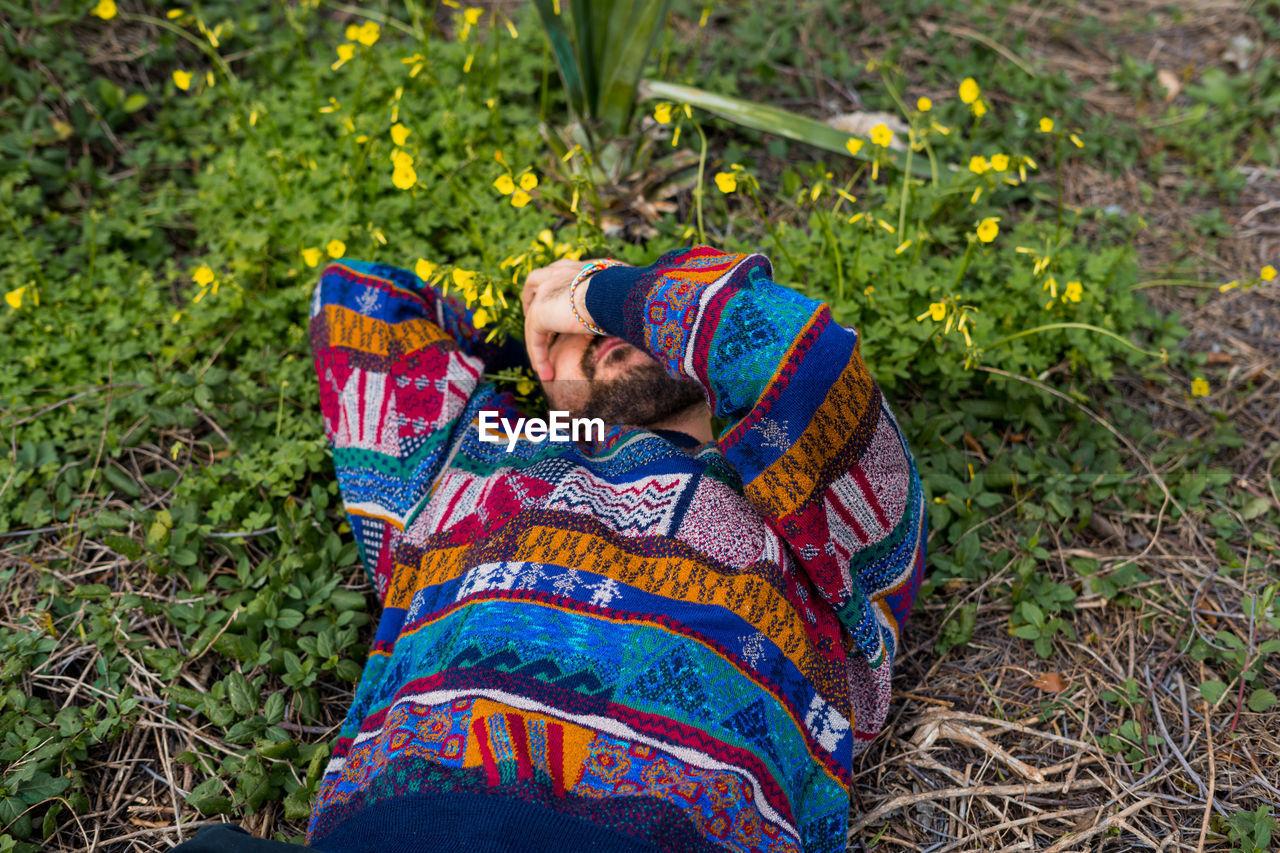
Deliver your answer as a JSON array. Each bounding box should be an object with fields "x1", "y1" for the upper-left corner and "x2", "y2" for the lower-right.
[
  {"x1": 320, "y1": 303, "x2": 451, "y2": 356},
  {"x1": 747, "y1": 349, "x2": 878, "y2": 519},
  {"x1": 384, "y1": 535, "x2": 823, "y2": 683}
]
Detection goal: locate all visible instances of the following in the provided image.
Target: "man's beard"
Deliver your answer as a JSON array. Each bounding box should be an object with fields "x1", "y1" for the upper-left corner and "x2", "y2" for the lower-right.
[{"x1": 570, "y1": 337, "x2": 706, "y2": 426}]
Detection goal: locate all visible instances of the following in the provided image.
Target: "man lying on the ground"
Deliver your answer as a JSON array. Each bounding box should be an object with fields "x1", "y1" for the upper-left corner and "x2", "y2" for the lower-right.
[{"x1": 175, "y1": 245, "x2": 928, "y2": 852}]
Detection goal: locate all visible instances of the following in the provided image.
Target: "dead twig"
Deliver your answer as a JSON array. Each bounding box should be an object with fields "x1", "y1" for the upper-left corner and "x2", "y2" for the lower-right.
[
  {"x1": 1040, "y1": 796, "x2": 1157, "y2": 853},
  {"x1": 848, "y1": 778, "x2": 1107, "y2": 838}
]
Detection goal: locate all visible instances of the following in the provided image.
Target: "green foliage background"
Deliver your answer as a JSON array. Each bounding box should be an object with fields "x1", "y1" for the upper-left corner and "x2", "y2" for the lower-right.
[{"x1": 0, "y1": 0, "x2": 1275, "y2": 848}]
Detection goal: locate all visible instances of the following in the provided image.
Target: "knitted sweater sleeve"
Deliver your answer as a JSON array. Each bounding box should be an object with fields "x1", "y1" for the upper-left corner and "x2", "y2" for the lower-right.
[
  {"x1": 308, "y1": 259, "x2": 526, "y2": 601},
  {"x1": 584, "y1": 246, "x2": 928, "y2": 723}
]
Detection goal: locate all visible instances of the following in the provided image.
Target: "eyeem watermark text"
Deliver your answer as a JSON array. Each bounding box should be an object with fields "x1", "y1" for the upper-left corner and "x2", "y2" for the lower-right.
[{"x1": 479, "y1": 410, "x2": 604, "y2": 452}]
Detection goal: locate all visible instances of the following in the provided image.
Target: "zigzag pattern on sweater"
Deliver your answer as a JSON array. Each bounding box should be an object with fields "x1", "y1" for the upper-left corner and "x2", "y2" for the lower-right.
[{"x1": 306, "y1": 251, "x2": 928, "y2": 853}]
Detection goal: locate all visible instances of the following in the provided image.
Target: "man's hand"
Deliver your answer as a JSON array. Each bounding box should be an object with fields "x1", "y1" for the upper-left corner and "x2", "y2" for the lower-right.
[{"x1": 521, "y1": 257, "x2": 611, "y2": 382}]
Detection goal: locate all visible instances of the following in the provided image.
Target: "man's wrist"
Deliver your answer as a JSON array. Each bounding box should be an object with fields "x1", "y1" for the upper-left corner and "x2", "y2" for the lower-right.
[
  {"x1": 581, "y1": 258, "x2": 648, "y2": 341},
  {"x1": 569, "y1": 260, "x2": 618, "y2": 335}
]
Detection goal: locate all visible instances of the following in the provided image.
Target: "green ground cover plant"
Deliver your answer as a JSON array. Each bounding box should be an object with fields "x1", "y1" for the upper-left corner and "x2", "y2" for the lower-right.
[{"x1": 1, "y1": 0, "x2": 1276, "y2": 849}]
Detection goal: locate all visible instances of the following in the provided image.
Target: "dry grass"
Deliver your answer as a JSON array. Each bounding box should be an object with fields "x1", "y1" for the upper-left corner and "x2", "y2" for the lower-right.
[
  {"x1": 845, "y1": 1, "x2": 1280, "y2": 849},
  {"x1": 8, "y1": 0, "x2": 1277, "y2": 850}
]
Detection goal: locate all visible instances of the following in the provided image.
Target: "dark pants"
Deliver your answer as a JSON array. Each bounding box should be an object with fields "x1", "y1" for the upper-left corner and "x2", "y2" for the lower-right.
[{"x1": 170, "y1": 823, "x2": 300, "y2": 851}]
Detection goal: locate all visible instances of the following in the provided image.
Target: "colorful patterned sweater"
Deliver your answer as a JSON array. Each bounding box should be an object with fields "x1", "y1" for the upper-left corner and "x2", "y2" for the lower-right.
[{"x1": 305, "y1": 246, "x2": 927, "y2": 852}]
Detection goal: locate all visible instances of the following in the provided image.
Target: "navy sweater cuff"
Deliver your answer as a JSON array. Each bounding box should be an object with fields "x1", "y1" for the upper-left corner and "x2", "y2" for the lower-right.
[{"x1": 582, "y1": 263, "x2": 645, "y2": 341}]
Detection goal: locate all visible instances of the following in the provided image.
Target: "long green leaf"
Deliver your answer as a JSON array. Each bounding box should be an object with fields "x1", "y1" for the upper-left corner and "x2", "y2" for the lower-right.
[
  {"x1": 570, "y1": 0, "x2": 601, "y2": 116},
  {"x1": 597, "y1": 0, "x2": 671, "y2": 135},
  {"x1": 532, "y1": 0, "x2": 587, "y2": 121},
  {"x1": 639, "y1": 79, "x2": 935, "y2": 178}
]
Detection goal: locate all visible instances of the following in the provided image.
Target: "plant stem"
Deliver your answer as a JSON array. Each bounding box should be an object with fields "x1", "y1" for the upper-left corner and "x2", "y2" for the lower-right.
[
  {"x1": 831, "y1": 164, "x2": 867, "y2": 217},
  {"x1": 898, "y1": 142, "x2": 914, "y2": 236},
  {"x1": 745, "y1": 183, "x2": 801, "y2": 287},
  {"x1": 1054, "y1": 135, "x2": 1064, "y2": 241},
  {"x1": 693, "y1": 121, "x2": 707, "y2": 245},
  {"x1": 818, "y1": 207, "x2": 843, "y2": 302},
  {"x1": 1131, "y1": 279, "x2": 1221, "y2": 290},
  {"x1": 952, "y1": 238, "x2": 977, "y2": 291},
  {"x1": 980, "y1": 322, "x2": 1166, "y2": 360},
  {"x1": 851, "y1": 225, "x2": 865, "y2": 288},
  {"x1": 341, "y1": 53, "x2": 377, "y2": 210},
  {"x1": 275, "y1": 380, "x2": 287, "y2": 438}
]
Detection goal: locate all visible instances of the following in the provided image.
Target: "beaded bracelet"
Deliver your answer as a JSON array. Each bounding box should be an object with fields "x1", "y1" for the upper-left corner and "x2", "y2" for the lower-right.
[{"x1": 568, "y1": 259, "x2": 621, "y2": 336}]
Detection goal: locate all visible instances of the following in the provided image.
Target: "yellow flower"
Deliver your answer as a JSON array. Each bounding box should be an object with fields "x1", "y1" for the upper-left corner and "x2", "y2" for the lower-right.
[
  {"x1": 516, "y1": 377, "x2": 535, "y2": 395},
  {"x1": 971, "y1": 98, "x2": 988, "y2": 117},
  {"x1": 1064, "y1": 280, "x2": 1082, "y2": 302},
  {"x1": 714, "y1": 171, "x2": 737, "y2": 193},
  {"x1": 510, "y1": 190, "x2": 532, "y2": 208},
  {"x1": 346, "y1": 21, "x2": 380, "y2": 46},
  {"x1": 319, "y1": 97, "x2": 340, "y2": 114},
  {"x1": 968, "y1": 155, "x2": 988, "y2": 175},
  {"x1": 654, "y1": 103, "x2": 672, "y2": 125},
  {"x1": 518, "y1": 172, "x2": 537, "y2": 191},
  {"x1": 505, "y1": 17, "x2": 518, "y2": 38},
  {"x1": 173, "y1": 70, "x2": 193, "y2": 91},
  {"x1": 480, "y1": 284, "x2": 495, "y2": 307},
  {"x1": 452, "y1": 269, "x2": 477, "y2": 290},
  {"x1": 958, "y1": 77, "x2": 980, "y2": 104},
  {"x1": 4, "y1": 286, "x2": 26, "y2": 309},
  {"x1": 915, "y1": 302, "x2": 947, "y2": 323},
  {"x1": 458, "y1": 7, "x2": 483, "y2": 40},
  {"x1": 392, "y1": 163, "x2": 417, "y2": 190},
  {"x1": 1038, "y1": 117, "x2": 1054, "y2": 133},
  {"x1": 975, "y1": 217, "x2": 1000, "y2": 243},
  {"x1": 493, "y1": 174, "x2": 515, "y2": 194},
  {"x1": 1070, "y1": 133, "x2": 1084, "y2": 148},
  {"x1": 870, "y1": 123, "x2": 893, "y2": 147},
  {"x1": 1219, "y1": 280, "x2": 1239, "y2": 293},
  {"x1": 193, "y1": 265, "x2": 215, "y2": 286},
  {"x1": 1191, "y1": 377, "x2": 1209, "y2": 397},
  {"x1": 415, "y1": 258, "x2": 438, "y2": 281},
  {"x1": 1043, "y1": 276, "x2": 1058, "y2": 298},
  {"x1": 990, "y1": 153, "x2": 1010, "y2": 171},
  {"x1": 167, "y1": 9, "x2": 183, "y2": 19},
  {"x1": 895, "y1": 240, "x2": 912, "y2": 255},
  {"x1": 302, "y1": 248, "x2": 323, "y2": 268},
  {"x1": 206, "y1": 71, "x2": 215, "y2": 87},
  {"x1": 472, "y1": 308, "x2": 489, "y2": 328},
  {"x1": 91, "y1": 0, "x2": 117, "y2": 19},
  {"x1": 845, "y1": 138, "x2": 864, "y2": 156},
  {"x1": 864, "y1": 285, "x2": 874, "y2": 296},
  {"x1": 332, "y1": 43, "x2": 355, "y2": 70},
  {"x1": 390, "y1": 123, "x2": 411, "y2": 145},
  {"x1": 916, "y1": 97, "x2": 932, "y2": 112},
  {"x1": 1261, "y1": 265, "x2": 1276, "y2": 281},
  {"x1": 326, "y1": 239, "x2": 346, "y2": 258}
]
